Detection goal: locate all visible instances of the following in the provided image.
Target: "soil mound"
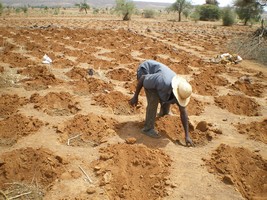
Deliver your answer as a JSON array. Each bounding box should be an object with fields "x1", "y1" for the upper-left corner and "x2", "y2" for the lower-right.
[
  {"x1": 18, "y1": 65, "x2": 63, "y2": 91},
  {"x1": 156, "y1": 116, "x2": 220, "y2": 146},
  {"x1": 17, "y1": 65, "x2": 51, "y2": 77},
  {"x1": 52, "y1": 57, "x2": 75, "y2": 69},
  {"x1": 57, "y1": 113, "x2": 118, "y2": 146},
  {"x1": 0, "y1": 114, "x2": 43, "y2": 146},
  {"x1": 65, "y1": 67, "x2": 88, "y2": 80},
  {"x1": 171, "y1": 97, "x2": 206, "y2": 116},
  {"x1": 91, "y1": 143, "x2": 172, "y2": 199},
  {"x1": 214, "y1": 94, "x2": 261, "y2": 116},
  {"x1": 236, "y1": 119, "x2": 267, "y2": 144},
  {"x1": 0, "y1": 94, "x2": 29, "y2": 117},
  {"x1": 19, "y1": 72, "x2": 62, "y2": 91},
  {"x1": 93, "y1": 91, "x2": 144, "y2": 115},
  {"x1": 124, "y1": 80, "x2": 146, "y2": 96},
  {"x1": 106, "y1": 68, "x2": 134, "y2": 81},
  {"x1": 205, "y1": 144, "x2": 267, "y2": 200},
  {"x1": 230, "y1": 80, "x2": 264, "y2": 97},
  {"x1": 191, "y1": 70, "x2": 229, "y2": 96},
  {"x1": 30, "y1": 92, "x2": 80, "y2": 116},
  {"x1": 1, "y1": 52, "x2": 35, "y2": 68},
  {"x1": 70, "y1": 77, "x2": 114, "y2": 95},
  {"x1": 0, "y1": 147, "x2": 66, "y2": 191}
]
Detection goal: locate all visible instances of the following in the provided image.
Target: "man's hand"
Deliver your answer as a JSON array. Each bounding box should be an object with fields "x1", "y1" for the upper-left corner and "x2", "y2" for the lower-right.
[
  {"x1": 129, "y1": 96, "x2": 138, "y2": 106},
  {"x1": 185, "y1": 137, "x2": 195, "y2": 147}
]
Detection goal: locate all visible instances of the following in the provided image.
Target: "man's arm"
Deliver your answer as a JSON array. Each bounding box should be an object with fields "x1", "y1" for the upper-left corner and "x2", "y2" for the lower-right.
[
  {"x1": 177, "y1": 102, "x2": 195, "y2": 147},
  {"x1": 129, "y1": 75, "x2": 145, "y2": 106}
]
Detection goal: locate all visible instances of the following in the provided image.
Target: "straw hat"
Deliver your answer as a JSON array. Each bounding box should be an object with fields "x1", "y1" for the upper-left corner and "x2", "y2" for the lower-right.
[{"x1": 171, "y1": 75, "x2": 192, "y2": 107}]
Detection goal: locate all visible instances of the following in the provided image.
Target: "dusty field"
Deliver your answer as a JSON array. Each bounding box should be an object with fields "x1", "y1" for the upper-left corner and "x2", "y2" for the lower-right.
[{"x1": 0, "y1": 13, "x2": 267, "y2": 200}]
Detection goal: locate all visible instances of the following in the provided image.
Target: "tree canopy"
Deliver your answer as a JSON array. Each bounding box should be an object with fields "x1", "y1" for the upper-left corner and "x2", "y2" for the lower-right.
[{"x1": 234, "y1": 0, "x2": 264, "y2": 25}]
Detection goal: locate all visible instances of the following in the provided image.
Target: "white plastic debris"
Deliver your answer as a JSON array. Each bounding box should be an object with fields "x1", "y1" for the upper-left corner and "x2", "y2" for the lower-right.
[
  {"x1": 42, "y1": 54, "x2": 52, "y2": 64},
  {"x1": 220, "y1": 53, "x2": 231, "y2": 59},
  {"x1": 211, "y1": 53, "x2": 243, "y2": 64}
]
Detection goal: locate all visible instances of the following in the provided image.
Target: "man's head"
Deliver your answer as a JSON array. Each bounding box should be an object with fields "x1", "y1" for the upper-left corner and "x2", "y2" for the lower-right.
[{"x1": 171, "y1": 75, "x2": 192, "y2": 107}]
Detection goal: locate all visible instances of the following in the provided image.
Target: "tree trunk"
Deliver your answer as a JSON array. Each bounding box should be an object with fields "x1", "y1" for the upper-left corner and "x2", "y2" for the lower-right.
[
  {"x1": 244, "y1": 18, "x2": 248, "y2": 26},
  {"x1": 123, "y1": 12, "x2": 130, "y2": 21},
  {"x1": 178, "y1": 12, "x2": 181, "y2": 22}
]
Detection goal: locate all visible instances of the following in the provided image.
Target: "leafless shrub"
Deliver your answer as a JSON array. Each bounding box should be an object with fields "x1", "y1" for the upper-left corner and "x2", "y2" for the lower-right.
[{"x1": 227, "y1": 29, "x2": 267, "y2": 65}]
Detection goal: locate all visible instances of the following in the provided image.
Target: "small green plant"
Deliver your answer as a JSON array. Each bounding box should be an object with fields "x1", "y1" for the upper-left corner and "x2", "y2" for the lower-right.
[
  {"x1": 15, "y1": 7, "x2": 21, "y2": 13},
  {"x1": 53, "y1": 7, "x2": 60, "y2": 15},
  {"x1": 143, "y1": 9, "x2": 156, "y2": 18},
  {"x1": 21, "y1": 5, "x2": 28, "y2": 14},
  {"x1": 222, "y1": 7, "x2": 235, "y2": 26}
]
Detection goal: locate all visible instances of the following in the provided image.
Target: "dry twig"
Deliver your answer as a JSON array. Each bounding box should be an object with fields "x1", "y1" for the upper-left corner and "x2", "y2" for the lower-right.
[
  {"x1": 78, "y1": 165, "x2": 93, "y2": 183},
  {"x1": 67, "y1": 133, "x2": 83, "y2": 146}
]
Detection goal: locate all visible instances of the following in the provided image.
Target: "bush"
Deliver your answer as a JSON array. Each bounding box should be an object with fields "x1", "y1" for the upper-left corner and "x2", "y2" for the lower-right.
[
  {"x1": 143, "y1": 9, "x2": 156, "y2": 18},
  {"x1": 190, "y1": 10, "x2": 200, "y2": 22},
  {"x1": 222, "y1": 7, "x2": 235, "y2": 26},
  {"x1": 0, "y1": 3, "x2": 3, "y2": 15},
  {"x1": 198, "y1": 4, "x2": 221, "y2": 21}
]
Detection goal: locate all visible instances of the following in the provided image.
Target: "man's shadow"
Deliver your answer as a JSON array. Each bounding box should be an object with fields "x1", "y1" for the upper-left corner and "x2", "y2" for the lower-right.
[{"x1": 115, "y1": 120, "x2": 171, "y2": 149}]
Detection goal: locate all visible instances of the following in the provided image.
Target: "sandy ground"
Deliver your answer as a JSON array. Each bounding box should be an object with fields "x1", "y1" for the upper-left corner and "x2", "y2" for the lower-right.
[{"x1": 0, "y1": 12, "x2": 266, "y2": 200}]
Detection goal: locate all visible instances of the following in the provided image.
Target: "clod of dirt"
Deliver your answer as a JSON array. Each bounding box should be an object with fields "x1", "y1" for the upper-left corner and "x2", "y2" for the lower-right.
[
  {"x1": 70, "y1": 77, "x2": 114, "y2": 95},
  {"x1": 236, "y1": 119, "x2": 267, "y2": 144},
  {"x1": 0, "y1": 114, "x2": 43, "y2": 146},
  {"x1": 30, "y1": 92, "x2": 80, "y2": 116},
  {"x1": 93, "y1": 91, "x2": 144, "y2": 115},
  {"x1": 214, "y1": 94, "x2": 261, "y2": 116},
  {"x1": 91, "y1": 143, "x2": 172, "y2": 199},
  {"x1": 0, "y1": 94, "x2": 29, "y2": 117},
  {"x1": 0, "y1": 147, "x2": 67, "y2": 191},
  {"x1": 125, "y1": 137, "x2": 137, "y2": 144},
  {"x1": 206, "y1": 144, "x2": 267, "y2": 200},
  {"x1": 106, "y1": 68, "x2": 134, "y2": 81},
  {"x1": 57, "y1": 113, "x2": 118, "y2": 146},
  {"x1": 196, "y1": 121, "x2": 208, "y2": 132}
]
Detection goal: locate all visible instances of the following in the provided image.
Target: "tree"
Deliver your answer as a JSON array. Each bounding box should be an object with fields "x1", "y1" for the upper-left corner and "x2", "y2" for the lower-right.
[
  {"x1": 169, "y1": 0, "x2": 192, "y2": 22},
  {"x1": 198, "y1": 4, "x2": 221, "y2": 21},
  {"x1": 206, "y1": 0, "x2": 219, "y2": 6},
  {"x1": 76, "y1": 0, "x2": 90, "y2": 14},
  {"x1": 234, "y1": 0, "x2": 264, "y2": 25},
  {"x1": 115, "y1": 0, "x2": 136, "y2": 21}
]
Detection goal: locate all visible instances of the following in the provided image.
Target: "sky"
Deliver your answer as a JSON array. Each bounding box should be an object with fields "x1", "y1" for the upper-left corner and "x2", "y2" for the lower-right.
[{"x1": 133, "y1": 0, "x2": 234, "y2": 7}]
